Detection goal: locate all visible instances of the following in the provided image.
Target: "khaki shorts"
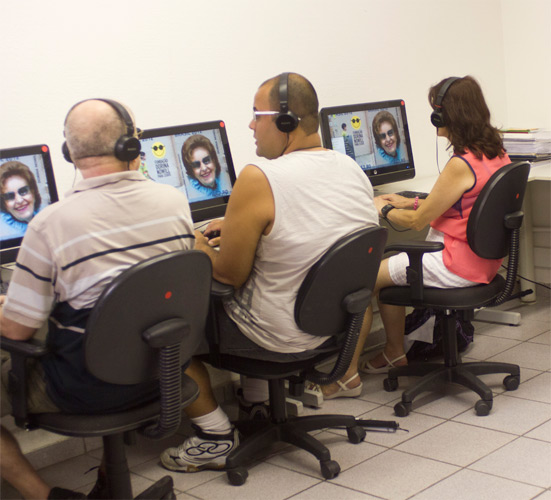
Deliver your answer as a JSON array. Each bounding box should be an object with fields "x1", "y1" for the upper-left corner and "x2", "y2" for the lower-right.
[{"x1": 1, "y1": 352, "x2": 60, "y2": 417}]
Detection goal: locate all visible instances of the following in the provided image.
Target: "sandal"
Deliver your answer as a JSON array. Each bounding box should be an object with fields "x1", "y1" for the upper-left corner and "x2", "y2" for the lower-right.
[
  {"x1": 360, "y1": 352, "x2": 407, "y2": 374},
  {"x1": 307, "y1": 373, "x2": 363, "y2": 400}
]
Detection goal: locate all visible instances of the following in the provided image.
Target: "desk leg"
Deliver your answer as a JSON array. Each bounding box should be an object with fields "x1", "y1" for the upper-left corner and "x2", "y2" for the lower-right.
[{"x1": 519, "y1": 182, "x2": 537, "y2": 303}]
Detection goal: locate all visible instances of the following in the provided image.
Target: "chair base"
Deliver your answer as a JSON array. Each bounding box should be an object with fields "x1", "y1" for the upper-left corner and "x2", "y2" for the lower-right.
[
  {"x1": 223, "y1": 378, "x2": 397, "y2": 485},
  {"x1": 225, "y1": 413, "x2": 366, "y2": 485},
  {"x1": 384, "y1": 361, "x2": 520, "y2": 417}
]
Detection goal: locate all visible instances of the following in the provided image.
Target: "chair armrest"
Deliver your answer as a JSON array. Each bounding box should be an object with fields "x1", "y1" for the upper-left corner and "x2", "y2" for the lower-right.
[
  {"x1": 0, "y1": 336, "x2": 50, "y2": 430},
  {"x1": 211, "y1": 279, "x2": 235, "y2": 299},
  {"x1": 384, "y1": 240, "x2": 444, "y2": 305},
  {"x1": 385, "y1": 240, "x2": 444, "y2": 254},
  {"x1": 1, "y1": 336, "x2": 49, "y2": 358}
]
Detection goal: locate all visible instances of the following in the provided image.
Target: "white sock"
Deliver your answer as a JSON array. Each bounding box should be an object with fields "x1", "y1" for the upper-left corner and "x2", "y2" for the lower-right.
[
  {"x1": 190, "y1": 406, "x2": 232, "y2": 435},
  {"x1": 240, "y1": 376, "x2": 269, "y2": 403}
]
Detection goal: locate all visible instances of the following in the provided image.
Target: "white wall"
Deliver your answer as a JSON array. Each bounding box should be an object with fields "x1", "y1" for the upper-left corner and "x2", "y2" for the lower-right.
[
  {"x1": 1, "y1": 0, "x2": 545, "y2": 196},
  {"x1": 501, "y1": 0, "x2": 551, "y2": 130}
]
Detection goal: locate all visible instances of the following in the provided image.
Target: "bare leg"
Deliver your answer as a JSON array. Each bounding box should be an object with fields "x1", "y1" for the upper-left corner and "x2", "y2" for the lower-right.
[
  {"x1": 321, "y1": 259, "x2": 399, "y2": 397},
  {"x1": 319, "y1": 305, "x2": 373, "y2": 397},
  {"x1": 183, "y1": 358, "x2": 218, "y2": 418},
  {"x1": 1, "y1": 424, "x2": 51, "y2": 500}
]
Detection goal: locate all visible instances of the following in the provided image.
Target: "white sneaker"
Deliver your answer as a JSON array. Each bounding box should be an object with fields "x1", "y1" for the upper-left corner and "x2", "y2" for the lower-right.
[{"x1": 160, "y1": 426, "x2": 239, "y2": 473}]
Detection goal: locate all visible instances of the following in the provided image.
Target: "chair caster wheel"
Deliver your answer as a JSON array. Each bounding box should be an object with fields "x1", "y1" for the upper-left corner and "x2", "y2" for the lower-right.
[
  {"x1": 227, "y1": 467, "x2": 248, "y2": 486},
  {"x1": 503, "y1": 375, "x2": 520, "y2": 391},
  {"x1": 394, "y1": 402, "x2": 411, "y2": 417},
  {"x1": 384, "y1": 378, "x2": 399, "y2": 392},
  {"x1": 320, "y1": 459, "x2": 340, "y2": 480},
  {"x1": 347, "y1": 425, "x2": 366, "y2": 444},
  {"x1": 475, "y1": 399, "x2": 492, "y2": 416}
]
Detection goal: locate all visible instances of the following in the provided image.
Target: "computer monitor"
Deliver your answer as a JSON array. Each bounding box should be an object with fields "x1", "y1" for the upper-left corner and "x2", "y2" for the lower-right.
[
  {"x1": 319, "y1": 99, "x2": 415, "y2": 187},
  {"x1": 139, "y1": 120, "x2": 236, "y2": 223},
  {"x1": 0, "y1": 144, "x2": 59, "y2": 264}
]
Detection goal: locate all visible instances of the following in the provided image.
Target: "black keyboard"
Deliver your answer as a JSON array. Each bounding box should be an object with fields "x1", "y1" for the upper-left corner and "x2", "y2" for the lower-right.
[{"x1": 396, "y1": 190, "x2": 429, "y2": 199}]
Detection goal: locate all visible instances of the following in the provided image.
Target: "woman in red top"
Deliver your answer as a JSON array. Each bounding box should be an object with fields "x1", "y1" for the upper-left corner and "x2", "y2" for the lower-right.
[{"x1": 320, "y1": 75, "x2": 511, "y2": 399}]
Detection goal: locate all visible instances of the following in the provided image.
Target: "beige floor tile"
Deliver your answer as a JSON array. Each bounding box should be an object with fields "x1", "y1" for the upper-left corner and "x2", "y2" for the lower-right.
[
  {"x1": 453, "y1": 393, "x2": 551, "y2": 434},
  {"x1": 466, "y1": 335, "x2": 521, "y2": 361},
  {"x1": 266, "y1": 430, "x2": 385, "y2": 477},
  {"x1": 333, "y1": 449, "x2": 459, "y2": 500},
  {"x1": 187, "y1": 461, "x2": 320, "y2": 500},
  {"x1": 525, "y1": 418, "x2": 551, "y2": 442},
  {"x1": 508, "y1": 371, "x2": 551, "y2": 403},
  {"x1": 132, "y1": 456, "x2": 226, "y2": 492},
  {"x1": 290, "y1": 481, "x2": 380, "y2": 499},
  {"x1": 411, "y1": 469, "x2": 544, "y2": 500},
  {"x1": 477, "y1": 317, "x2": 549, "y2": 341},
  {"x1": 528, "y1": 330, "x2": 551, "y2": 345},
  {"x1": 395, "y1": 421, "x2": 516, "y2": 467},
  {"x1": 488, "y1": 342, "x2": 551, "y2": 371},
  {"x1": 470, "y1": 437, "x2": 551, "y2": 488}
]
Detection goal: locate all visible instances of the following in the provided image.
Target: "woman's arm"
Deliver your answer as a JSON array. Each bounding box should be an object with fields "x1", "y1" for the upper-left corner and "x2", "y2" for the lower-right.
[{"x1": 377, "y1": 156, "x2": 475, "y2": 231}]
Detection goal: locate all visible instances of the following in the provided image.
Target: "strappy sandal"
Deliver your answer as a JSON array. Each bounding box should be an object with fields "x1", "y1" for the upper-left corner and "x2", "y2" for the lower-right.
[
  {"x1": 359, "y1": 352, "x2": 407, "y2": 374},
  {"x1": 307, "y1": 373, "x2": 363, "y2": 400}
]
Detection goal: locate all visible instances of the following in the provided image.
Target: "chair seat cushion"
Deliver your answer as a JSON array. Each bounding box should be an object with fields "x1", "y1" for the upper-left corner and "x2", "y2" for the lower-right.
[
  {"x1": 29, "y1": 375, "x2": 198, "y2": 438},
  {"x1": 379, "y1": 274, "x2": 505, "y2": 310}
]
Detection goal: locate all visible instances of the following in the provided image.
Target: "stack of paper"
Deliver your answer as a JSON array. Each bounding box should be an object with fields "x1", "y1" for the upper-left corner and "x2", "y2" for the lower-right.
[{"x1": 501, "y1": 129, "x2": 551, "y2": 161}]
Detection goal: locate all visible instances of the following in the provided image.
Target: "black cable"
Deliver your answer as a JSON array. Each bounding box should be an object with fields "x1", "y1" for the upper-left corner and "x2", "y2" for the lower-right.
[{"x1": 502, "y1": 264, "x2": 551, "y2": 290}]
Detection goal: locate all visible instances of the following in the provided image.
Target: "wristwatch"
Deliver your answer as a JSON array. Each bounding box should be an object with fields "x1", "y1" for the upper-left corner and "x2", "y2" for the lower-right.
[{"x1": 381, "y1": 204, "x2": 396, "y2": 220}]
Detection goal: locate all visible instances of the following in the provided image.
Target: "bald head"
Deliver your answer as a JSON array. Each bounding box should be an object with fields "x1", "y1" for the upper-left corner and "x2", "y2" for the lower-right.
[
  {"x1": 63, "y1": 99, "x2": 131, "y2": 162},
  {"x1": 262, "y1": 73, "x2": 320, "y2": 135}
]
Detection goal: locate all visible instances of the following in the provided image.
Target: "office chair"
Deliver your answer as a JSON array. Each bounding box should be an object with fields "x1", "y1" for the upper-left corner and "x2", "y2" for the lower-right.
[
  {"x1": 202, "y1": 226, "x2": 395, "y2": 485},
  {"x1": 380, "y1": 161, "x2": 530, "y2": 417},
  {"x1": 1, "y1": 250, "x2": 212, "y2": 499}
]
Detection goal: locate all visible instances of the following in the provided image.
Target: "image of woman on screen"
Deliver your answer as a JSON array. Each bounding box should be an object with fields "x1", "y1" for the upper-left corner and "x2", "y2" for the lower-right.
[
  {"x1": 0, "y1": 161, "x2": 42, "y2": 237},
  {"x1": 181, "y1": 134, "x2": 229, "y2": 198},
  {"x1": 372, "y1": 110, "x2": 405, "y2": 164}
]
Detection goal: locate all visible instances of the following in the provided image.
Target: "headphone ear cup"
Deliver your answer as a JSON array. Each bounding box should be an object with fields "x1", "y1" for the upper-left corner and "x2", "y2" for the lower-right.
[
  {"x1": 430, "y1": 110, "x2": 445, "y2": 128},
  {"x1": 276, "y1": 111, "x2": 299, "y2": 133},
  {"x1": 62, "y1": 141, "x2": 73, "y2": 163},
  {"x1": 114, "y1": 135, "x2": 141, "y2": 162}
]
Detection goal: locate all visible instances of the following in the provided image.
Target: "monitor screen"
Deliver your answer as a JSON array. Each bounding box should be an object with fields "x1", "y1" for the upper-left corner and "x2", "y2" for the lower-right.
[
  {"x1": 320, "y1": 99, "x2": 415, "y2": 187},
  {"x1": 1, "y1": 144, "x2": 59, "y2": 264},
  {"x1": 139, "y1": 120, "x2": 236, "y2": 223}
]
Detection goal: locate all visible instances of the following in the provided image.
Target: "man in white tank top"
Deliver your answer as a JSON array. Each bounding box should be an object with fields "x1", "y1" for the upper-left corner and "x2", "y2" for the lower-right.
[{"x1": 161, "y1": 73, "x2": 378, "y2": 473}]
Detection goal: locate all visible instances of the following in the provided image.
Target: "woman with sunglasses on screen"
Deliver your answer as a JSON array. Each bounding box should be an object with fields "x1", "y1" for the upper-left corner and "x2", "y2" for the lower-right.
[
  {"x1": 372, "y1": 110, "x2": 405, "y2": 164},
  {"x1": 181, "y1": 134, "x2": 229, "y2": 198},
  {"x1": 0, "y1": 161, "x2": 42, "y2": 237}
]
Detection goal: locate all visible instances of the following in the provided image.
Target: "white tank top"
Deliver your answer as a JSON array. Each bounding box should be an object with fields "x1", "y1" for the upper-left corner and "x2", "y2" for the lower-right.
[{"x1": 224, "y1": 149, "x2": 378, "y2": 352}]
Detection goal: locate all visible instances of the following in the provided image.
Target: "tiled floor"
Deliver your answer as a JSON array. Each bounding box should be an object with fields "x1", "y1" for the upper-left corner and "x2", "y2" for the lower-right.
[{"x1": 2, "y1": 287, "x2": 550, "y2": 500}]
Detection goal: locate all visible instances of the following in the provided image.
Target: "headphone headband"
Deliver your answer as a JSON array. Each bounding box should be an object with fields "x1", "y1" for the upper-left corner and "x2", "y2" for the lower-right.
[
  {"x1": 275, "y1": 72, "x2": 300, "y2": 133},
  {"x1": 430, "y1": 77, "x2": 460, "y2": 128}
]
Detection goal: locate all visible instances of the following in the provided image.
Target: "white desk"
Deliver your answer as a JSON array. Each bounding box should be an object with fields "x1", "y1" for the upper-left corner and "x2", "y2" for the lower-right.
[{"x1": 519, "y1": 160, "x2": 551, "y2": 303}]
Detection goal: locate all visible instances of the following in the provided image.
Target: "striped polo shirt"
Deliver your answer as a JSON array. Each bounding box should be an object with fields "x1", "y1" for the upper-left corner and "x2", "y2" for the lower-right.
[{"x1": 3, "y1": 170, "x2": 195, "y2": 412}]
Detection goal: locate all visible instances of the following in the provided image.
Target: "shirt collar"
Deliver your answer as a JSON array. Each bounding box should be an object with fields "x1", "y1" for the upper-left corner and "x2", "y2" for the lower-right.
[{"x1": 66, "y1": 170, "x2": 146, "y2": 196}]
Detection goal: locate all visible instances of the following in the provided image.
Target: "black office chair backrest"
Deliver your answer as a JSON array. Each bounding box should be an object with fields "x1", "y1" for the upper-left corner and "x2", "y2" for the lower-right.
[
  {"x1": 467, "y1": 161, "x2": 530, "y2": 260},
  {"x1": 85, "y1": 250, "x2": 211, "y2": 385},
  {"x1": 295, "y1": 226, "x2": 387, "y2": 337}
]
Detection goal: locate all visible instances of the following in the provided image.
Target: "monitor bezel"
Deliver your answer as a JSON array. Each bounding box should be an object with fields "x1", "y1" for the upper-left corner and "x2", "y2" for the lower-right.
[
  {"x1": 139, "y1": 120, "x2": 236, "y2": 223},
  {"x1": 319, "y1": 99, "x2": 415, "y2": 187},
  {"x1": 0, "y1": 144, "x2": 59, "y2": 263}
]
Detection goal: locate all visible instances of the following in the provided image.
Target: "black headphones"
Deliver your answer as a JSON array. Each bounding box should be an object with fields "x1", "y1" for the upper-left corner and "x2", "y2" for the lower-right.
[
  {"x1": 275, "y1": 72, "x2": 300, "y2": 133},
  {"x1": 430, "y1": 77, "x2": 460, "y2": 128},
  {"x1": 62, "y1": 98, "x2": 141, "y2": 163}
]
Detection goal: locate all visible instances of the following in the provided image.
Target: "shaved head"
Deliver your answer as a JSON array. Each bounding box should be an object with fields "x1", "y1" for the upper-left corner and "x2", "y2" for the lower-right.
[
  {"x1": 64, "y1": 100, "x2": 129, "y2": 161},
  {"x1": 262, "y1": 73, "x2": 320, "y2": 135}
]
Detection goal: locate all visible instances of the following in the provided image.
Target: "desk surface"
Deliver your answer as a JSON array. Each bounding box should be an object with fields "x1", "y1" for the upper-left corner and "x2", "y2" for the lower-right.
[
  {"x1": 529, "y1": 160, "x2": 551, "y2": 181},
  {"x1": 375, "y1": 159, "x2": 551, "y2": 196}
]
